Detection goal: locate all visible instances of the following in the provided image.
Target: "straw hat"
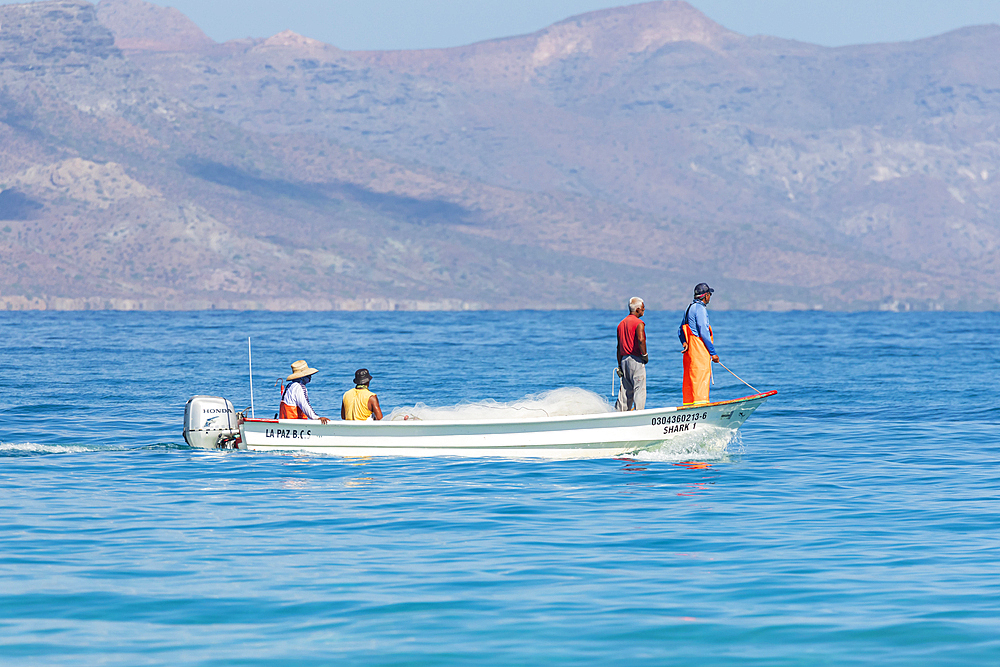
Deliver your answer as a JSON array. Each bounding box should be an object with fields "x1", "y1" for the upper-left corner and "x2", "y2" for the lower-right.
[{"x1": 287, "y1": 360, "x2": 319, "y2": 381}]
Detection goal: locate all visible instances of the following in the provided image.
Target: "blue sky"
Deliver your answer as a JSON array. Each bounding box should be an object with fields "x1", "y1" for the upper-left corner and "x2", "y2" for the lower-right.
[{"x1": 9, "y1": 0, "x2": 1000, "y2": 50}]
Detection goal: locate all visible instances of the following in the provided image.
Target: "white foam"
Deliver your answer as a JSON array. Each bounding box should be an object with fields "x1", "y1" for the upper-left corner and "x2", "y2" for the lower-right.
[
  {"x1": 387, "y1": 387, "x2": 614, "y2": 421},
  {"x1": 632, "y1": 425, "x2": 740, "y2": 462},
  {"x1": 0, "y1": 442, "x2": 182, "y2": 456},
  {"x1": 0, "y1": 441, "x2": 112, "y2": 455}
]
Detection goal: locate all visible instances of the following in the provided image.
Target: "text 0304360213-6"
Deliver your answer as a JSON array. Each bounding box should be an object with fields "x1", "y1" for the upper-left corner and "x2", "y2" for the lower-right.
[{"x1": 651, "y1": 412, "x2": 707, "y2": 426}]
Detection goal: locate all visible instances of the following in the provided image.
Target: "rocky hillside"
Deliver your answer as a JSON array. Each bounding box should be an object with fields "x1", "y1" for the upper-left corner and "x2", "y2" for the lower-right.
[{"x1": 1, "y1": 0, "x2": 998, "y2": 310}]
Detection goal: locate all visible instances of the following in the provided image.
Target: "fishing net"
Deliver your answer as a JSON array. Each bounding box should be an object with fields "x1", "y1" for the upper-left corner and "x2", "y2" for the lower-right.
[{"x1": 387, "y1": 387, "x2": 614, "y2": 421}]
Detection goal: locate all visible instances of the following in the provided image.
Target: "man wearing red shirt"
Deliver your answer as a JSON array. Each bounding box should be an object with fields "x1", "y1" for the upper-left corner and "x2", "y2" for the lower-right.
[{"x1": 616, "y1": 296, "x2": 648, "y2": 411}]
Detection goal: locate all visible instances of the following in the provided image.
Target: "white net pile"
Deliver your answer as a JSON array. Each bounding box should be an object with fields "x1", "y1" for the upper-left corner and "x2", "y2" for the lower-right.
[{"x1": 387, "y1": 387, "x2": 614, "y2": 421}]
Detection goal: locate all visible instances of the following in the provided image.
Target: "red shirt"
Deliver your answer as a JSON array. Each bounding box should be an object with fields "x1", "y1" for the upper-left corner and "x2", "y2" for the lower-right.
[{"x1": 617, "y1": 314, "x2": 643, "y2": 356}]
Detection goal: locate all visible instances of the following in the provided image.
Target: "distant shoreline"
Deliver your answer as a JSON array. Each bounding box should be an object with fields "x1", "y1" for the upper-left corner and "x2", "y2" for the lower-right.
[{"x1": 1, "y1": 296, "x2": 990, "y2": 313}]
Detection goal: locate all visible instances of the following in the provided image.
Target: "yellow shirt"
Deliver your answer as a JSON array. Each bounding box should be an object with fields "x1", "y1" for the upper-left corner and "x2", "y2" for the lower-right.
[{"x1": 342, "y1": 386, "x2": 375, "y2": 420}]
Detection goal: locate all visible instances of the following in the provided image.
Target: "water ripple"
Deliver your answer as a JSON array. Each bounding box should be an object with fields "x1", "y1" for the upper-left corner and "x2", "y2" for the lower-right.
[{"x1": 0, "y1": 311, "x2": 998, "y2": 664}]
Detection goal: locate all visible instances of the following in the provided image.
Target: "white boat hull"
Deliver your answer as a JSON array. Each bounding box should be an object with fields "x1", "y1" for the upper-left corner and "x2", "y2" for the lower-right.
[{"x1": 238, "y1": 391, "x2": 775, "y2": 459}]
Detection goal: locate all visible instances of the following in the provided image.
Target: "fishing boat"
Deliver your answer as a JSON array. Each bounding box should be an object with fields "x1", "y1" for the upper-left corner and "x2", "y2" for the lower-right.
[{"x1": 183, "y1": 390, "x2": 776, "y2": 459}]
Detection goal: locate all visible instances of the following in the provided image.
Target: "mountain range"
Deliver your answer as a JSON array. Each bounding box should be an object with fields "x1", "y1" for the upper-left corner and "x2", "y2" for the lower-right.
[{"x1": 1, "y1": 0, "x2": 998, "y2": 311}]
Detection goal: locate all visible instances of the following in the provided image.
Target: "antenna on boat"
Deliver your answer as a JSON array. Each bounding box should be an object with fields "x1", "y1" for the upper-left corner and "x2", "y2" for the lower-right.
[{"x1": 248, "y1": 336, "x2": 255, "y2": 419}]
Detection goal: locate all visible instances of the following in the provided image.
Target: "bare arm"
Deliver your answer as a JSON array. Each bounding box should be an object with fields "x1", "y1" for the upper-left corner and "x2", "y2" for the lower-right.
[
  {"x1": 340, "y1": 400, "x2": 346, "y2": 421},
  {"x1": 293, "y1": 382, "x2": 329, "y2": 423},
  {"x1": 369, "y1": 394, "x2": 383, "y2": 421},
  {"x1": 637, "y1": 321, "x2": 646, "y2": 356}
]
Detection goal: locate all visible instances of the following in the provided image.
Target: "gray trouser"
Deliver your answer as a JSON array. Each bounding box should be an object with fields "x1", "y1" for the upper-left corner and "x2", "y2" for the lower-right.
[{"x1": 616, "y1": 355, "x2": 646, "y2": 412}]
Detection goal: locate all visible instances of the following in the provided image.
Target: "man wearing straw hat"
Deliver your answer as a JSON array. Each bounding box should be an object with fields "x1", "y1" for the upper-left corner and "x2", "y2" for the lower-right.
[{"x1": 279, "y1": 360, "x2": 331, "y2": 423}]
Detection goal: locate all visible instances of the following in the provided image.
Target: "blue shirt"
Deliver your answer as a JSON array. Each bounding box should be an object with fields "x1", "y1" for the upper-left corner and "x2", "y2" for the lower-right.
[{"x1": 678, "y1": 300, "x2": 717, "y2": 356}]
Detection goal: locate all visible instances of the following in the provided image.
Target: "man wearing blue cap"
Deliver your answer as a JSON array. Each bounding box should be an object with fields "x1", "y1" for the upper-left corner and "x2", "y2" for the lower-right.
[{"x1": 678, "y1": 283, "x2": 719, "y2": 405}]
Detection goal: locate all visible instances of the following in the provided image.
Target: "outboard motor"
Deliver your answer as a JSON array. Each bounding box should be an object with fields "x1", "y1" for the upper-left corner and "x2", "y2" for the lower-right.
[{"x1": 183, "y1": 396, "x2": 241, "y2": 449}]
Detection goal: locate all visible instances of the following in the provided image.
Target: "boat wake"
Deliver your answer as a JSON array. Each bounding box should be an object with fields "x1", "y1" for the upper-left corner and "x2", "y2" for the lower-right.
[
  {"x1": 0, "y1": 442, "x2": 189, "y2": 457},
  {"x1": 633, "y1": 425, "x2": 742, "y2": 462},
  {"x1": 387, "y1": 387, "x2": 614, "y2": 421}
]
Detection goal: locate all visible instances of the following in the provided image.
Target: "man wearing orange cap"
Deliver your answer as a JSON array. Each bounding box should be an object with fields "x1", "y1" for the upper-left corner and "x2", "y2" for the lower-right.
[
  {"x1": 678, "y1": 283, "x2": 719, "y2": 405},
  {"x1": 279, "y1": 360, "x2": 331, "y2": 423}
]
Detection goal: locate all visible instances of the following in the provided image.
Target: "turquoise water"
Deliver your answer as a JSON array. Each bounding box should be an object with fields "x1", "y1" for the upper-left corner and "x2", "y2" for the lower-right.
[{"x1": 1, "y1": 310, "x2": 998, "y2": 665}]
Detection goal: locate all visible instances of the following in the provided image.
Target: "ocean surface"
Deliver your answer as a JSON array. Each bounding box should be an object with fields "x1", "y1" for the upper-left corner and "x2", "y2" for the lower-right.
[{"x1": 1, "y1": 309, "x2": 998, "y2": 665}]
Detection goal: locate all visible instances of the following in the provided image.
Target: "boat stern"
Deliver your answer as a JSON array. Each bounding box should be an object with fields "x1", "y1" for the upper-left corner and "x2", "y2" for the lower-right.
[{"x1": 183, "y1": 396, "x2": 242, "y2": 449}]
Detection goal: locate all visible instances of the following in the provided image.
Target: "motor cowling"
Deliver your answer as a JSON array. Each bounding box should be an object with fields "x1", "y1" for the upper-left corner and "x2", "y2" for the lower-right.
[{"x1": 183, "y1": 396, "x2": 240, "y2": 449}]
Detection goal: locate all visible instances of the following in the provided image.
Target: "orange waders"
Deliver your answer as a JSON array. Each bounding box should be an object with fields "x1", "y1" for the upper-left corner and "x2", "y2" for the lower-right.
[
  {"x1": 278, "y1": 403, "x2": 306, "y2": 419},
  {"x1": 278, "y1": 383, "x2": 308, "y2": 419},
  {"x1": 681, "y1": 321, "x2": 713, "y2": 405}
]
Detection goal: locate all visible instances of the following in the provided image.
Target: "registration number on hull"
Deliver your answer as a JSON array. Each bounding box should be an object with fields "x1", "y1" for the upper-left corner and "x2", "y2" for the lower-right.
[
  {"x1": 651, "y1": 411, "x2": 710, "y2": 434},
  {"x1": 651, "y1": 412, "x2": 707, "y2": 426}
]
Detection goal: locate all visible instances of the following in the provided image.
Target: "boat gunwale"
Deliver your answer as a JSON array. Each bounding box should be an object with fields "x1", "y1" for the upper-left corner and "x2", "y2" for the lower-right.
[{"x1": 241, "y1": 390, "x2": 776, "y2": 429}]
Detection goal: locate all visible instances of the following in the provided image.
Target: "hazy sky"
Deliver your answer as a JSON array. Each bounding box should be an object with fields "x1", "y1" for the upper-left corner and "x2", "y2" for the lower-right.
[{"x1": 9, "y1": 0, "x2": 1000, "y2": 50}]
